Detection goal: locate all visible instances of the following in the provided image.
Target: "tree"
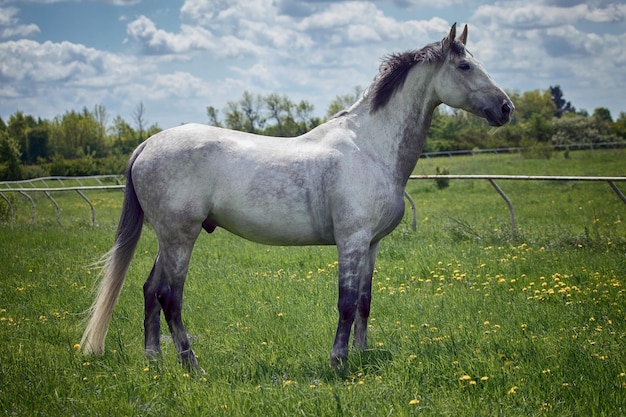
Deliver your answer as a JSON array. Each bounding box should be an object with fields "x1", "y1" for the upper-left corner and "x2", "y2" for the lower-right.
[
  {"x1": 132, "y1": 102, "x2": 147, "y2": 141},
  {"x1": 524, "y1": 113, "x2": 554, "y2": 143},
  {"x1": 206, "y1": 106, "x2": 222, "y2": 127},
  {"x1": 0, "y1": 130, "x2": 23, "y2": 180},
  {"x1": 224, "y1": 101, "x2": 246, "y2": 132},
  {"x1": 551, "y1": 115, "x2": 599, "y2": 146},
  {"x1": 265, "y1": 93, "x2": 292, "y2": 136},
  {"x1": 239, "y1": 91, "x2": 265, "y2": 133},
  {"x1": 110, "y1": 115, "x2": 137, "y2": 154},
  {"x1": 325, "y1": 86, "x2": 363, "y2": 118},
  {"x1": 210, "y1": 91, "x2": 318, "y2": 136},
  {"x1": 592, "y1": 107, "x2": 612, "y2": 124},
  {"x1": 48, "y1": 110, "x2": 103, "y2": 158},
  {"x1": 26, "y1": 126, "x2": 49, "y2": 163},
  {"x1": 511, "y1": 89, "x2": 557, "y2": 122},
  {"x1": 7, "y1": 111, "x2": 33, "y2": 163},
  {"x1": 612, "y1": 112, "x2": 626, "y2": 139},
  {"x1": 93, "y1": 104, "x2": 109, "y2": 142},
  {"x1": 550, "y1": 85, "x2": 575, "y2": 118},
  {"x1": 295, "y1": 100, "x2": 316, "y2": 128}
]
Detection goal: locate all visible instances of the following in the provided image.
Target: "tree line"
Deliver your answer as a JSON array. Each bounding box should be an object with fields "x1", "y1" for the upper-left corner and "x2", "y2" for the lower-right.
[{"x1": 1, "y1": 86, "x2": 624, "y2": 181}]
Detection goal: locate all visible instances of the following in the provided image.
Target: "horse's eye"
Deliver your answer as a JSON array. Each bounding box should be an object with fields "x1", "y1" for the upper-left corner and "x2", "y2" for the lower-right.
[{"x1": 458, "y1": 62, "x2": 471, "y2": 71}]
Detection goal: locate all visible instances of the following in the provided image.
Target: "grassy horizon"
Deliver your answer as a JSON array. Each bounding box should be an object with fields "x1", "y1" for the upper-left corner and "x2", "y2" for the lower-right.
[{"x1": 1, "y1": 149, "x2": 624, "y2": 416}]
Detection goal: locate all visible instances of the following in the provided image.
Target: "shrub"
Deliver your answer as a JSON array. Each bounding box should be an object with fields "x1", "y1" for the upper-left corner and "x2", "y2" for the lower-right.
[{"x1": 435, "y1": 166, "x2": 450, "y2": 189}]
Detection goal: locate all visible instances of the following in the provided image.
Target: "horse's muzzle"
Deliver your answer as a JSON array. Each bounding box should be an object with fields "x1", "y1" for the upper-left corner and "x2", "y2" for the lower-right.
[{"x1": 485, "y1": 99, "x2": 514, "y2": 127}]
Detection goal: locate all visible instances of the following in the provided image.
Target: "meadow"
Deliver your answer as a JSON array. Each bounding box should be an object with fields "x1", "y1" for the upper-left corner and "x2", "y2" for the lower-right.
[{"x1": 1, "y1": 149, "x2": 625, "y2": 416}]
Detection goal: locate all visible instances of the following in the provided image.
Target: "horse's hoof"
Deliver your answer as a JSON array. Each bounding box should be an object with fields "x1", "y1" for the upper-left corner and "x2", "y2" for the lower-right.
[
  {"x1": 180, "y1": 349, "x2": 200, "y2": 370},
  {"x1": 330, "y1": 354, "x2": 346, "y2": 370},
  {"x1": 145, "y1": 349, "x2": 162, "y2": 361}
]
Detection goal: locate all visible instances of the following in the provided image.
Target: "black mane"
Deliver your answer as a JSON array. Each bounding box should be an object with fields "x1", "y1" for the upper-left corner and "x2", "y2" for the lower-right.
[{"x1": 369, "y1": 40, "x2": 465, "y2": 113}]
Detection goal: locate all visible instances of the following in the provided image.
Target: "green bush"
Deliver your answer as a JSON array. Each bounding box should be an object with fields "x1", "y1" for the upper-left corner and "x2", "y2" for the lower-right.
[{"x1": 435, "y1": 166, "x2": 450, "y2": 189}]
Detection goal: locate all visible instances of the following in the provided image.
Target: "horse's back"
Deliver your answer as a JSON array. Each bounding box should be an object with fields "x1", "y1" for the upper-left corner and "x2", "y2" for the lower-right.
[{"x1": 130, "y1": 123, "x2": 345, "y2": 245}]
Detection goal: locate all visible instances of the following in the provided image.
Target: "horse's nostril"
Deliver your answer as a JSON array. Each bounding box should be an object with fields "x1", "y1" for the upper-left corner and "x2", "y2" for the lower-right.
[{"x1": 502, "y1": 102, "x2": 511, "y2": 115}]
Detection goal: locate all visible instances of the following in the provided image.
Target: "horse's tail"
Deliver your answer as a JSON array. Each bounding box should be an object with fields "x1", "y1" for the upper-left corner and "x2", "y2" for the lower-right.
[{"x1": 81, "y1": 143, "x2": 147, "y2": 355}]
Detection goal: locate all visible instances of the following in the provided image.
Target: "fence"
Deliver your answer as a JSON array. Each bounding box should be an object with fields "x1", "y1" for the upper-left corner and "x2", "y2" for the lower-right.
[
  {"x1": 1, "y1": 174, "x2": 625, "y2": 232},
  {"x1": 405, "y1": 175, "x2": 626, "y2": 234},
  {"x1": 0, "y1": 175, "x2": 125, "y2": 226},
  {"x1": 420, "y1": 141, "x2": 626, "y2": 158}
]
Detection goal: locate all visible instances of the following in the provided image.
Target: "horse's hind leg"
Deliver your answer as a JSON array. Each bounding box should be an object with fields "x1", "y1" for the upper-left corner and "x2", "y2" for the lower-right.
[
  {"x1": 147, "y1": 237, "x2": 200, "y2": 369},
  {"x1": 143, "y1": 262, "x2": 162, "y2": 359}
]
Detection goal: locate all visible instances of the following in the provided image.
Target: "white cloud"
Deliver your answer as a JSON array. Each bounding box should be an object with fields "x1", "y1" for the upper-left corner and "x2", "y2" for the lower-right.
[
  {"x1": 390, "y1": 0, "x2": 466, "y2": 7},
  {"x1": 0, "y1": 36, "x2": 216, "y2": 125},
  {"x1": 125, "y1": 15, "x2": 260, "y2": 57},
  {"x1": 0, "y1": 6, "x2": 40, "y2": 39},
  {"x1": 473, "y1": 2, "x2": 626, "y2": 29},
  {"x1": 0, "y1": 7, "x2": 19, "y2": 27},
  {"x1": 1, "y1": 0, "x2": 624, "y2": 126},
  {"x1": 297, "y1": 2, "x2": 449, "y2": 46}
]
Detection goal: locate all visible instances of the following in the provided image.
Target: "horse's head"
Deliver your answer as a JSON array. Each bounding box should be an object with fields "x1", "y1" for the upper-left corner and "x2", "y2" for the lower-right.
[{"x1": 434, "y1": 24, "x2": 514, "y2": 126}]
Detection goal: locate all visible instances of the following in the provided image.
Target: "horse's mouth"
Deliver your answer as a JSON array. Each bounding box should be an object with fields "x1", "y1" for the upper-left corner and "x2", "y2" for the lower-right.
[{"x1": 484, "y1": 101, "x2": 513, "y2": 127}]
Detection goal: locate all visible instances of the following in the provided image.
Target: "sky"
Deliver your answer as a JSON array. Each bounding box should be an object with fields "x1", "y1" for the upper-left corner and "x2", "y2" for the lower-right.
[{"x1": 0, "y1": 0, "x2": 625, "y2": 130}]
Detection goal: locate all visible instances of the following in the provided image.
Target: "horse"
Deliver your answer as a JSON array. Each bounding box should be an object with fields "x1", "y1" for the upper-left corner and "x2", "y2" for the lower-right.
[{"x1": 81, "y1": 24, "x2": 513, "y2": 370}]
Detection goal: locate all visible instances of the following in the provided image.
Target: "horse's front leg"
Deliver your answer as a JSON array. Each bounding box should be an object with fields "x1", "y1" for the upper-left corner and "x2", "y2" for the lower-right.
[
  {"x1": 330, "y1": 237, "x2": 373, "y2": 369},
  {"x1": 352, "y1": 242, "x2": 380, "y2": 351}
]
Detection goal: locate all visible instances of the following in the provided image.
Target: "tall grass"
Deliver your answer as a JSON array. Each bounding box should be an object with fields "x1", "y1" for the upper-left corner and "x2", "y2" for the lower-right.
[{"x1": 1, "y1": 149, "x2": 624, "y2": 416}]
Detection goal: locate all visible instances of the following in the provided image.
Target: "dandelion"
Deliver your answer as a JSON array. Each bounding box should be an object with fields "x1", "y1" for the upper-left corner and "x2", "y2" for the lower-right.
[
  {"x1": 73, "y1": 343, "x2": 81, "y2": 350},
  {"x1": 459, "y1": 375, "x2": 472, "y2": 381},
  {"x1": 409, "y1": 399, "x2": 420, "y2": 405},
  {"x1": 480, "y1": 376, "x2": 489, "y2": 381},
  {"x1": 507, "y1": 386, "x2": 518, "y2": 395}
]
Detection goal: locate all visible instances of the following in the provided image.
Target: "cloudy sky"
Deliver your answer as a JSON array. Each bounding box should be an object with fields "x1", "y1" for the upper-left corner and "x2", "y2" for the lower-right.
[{"x1": 1, "y1": 0, "x2": 625, "y2": 129}]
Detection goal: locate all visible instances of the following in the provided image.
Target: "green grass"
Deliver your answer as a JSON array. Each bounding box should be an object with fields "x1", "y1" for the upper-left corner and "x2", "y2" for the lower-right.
[{"x1": 1, "y1": 149, "x2": 625, "y2": 416}]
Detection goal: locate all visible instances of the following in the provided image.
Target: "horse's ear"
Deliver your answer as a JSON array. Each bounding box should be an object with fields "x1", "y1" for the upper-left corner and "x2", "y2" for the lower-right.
[
  {"x1": 442, "y1": 23, "x2": 457, "y2": 54},
  {"x1": 459, "y1": 24, "x2": 468, "y2": 45}
]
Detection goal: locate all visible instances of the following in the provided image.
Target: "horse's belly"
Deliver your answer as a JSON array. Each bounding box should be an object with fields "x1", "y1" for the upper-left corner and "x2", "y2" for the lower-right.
[{"x1": 209, "y1": 208, "x2": 335, "y2": 246}]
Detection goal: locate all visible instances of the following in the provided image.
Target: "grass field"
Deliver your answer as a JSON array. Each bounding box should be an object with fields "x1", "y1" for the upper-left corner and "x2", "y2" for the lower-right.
[{"x1": 1, "y1": 149, "x2": 625, "y2": 416}]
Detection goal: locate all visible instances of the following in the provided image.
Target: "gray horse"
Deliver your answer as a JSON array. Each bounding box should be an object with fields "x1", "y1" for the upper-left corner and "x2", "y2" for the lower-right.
[{"x1": 81, "y1": 24, "x2": 513, "y2": 369}]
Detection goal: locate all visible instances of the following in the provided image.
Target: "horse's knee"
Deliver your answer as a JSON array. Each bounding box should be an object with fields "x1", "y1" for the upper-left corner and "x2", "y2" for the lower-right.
[
  {"x1": 357, "y1": 293, "x2": 371, "y2": 318},
  {"x1": 158, "y1": 288, "x2": 183, "y2": 318},
  {"x1": 337, "y1": 296, "x2": 358, "y2": 323}
]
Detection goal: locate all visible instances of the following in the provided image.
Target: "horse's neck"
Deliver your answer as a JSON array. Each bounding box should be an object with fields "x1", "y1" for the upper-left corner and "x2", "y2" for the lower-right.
[{"x1": 352, "y1": 68, "x2": 439, "y2": 186}]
